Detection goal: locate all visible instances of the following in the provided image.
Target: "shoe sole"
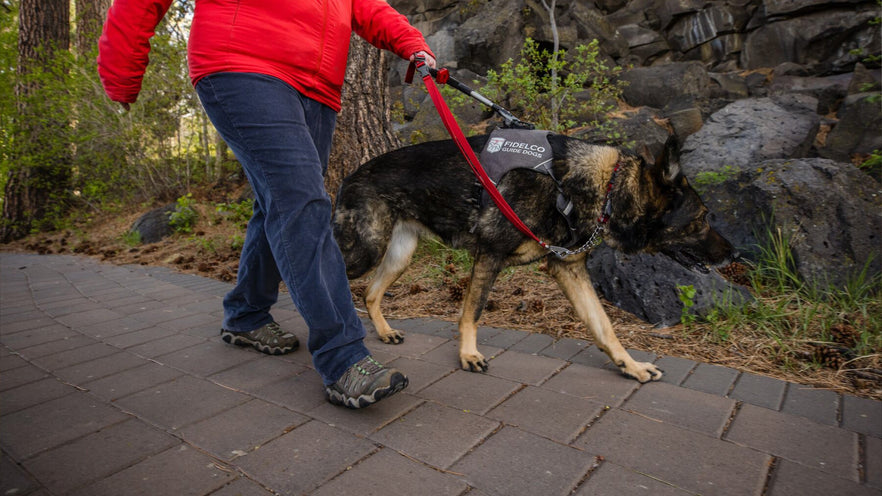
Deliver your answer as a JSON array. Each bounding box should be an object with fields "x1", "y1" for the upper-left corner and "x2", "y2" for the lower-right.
[
  {"x1": 221, "y1": 330, "x2": 298, "y2": 355},
  {"x1": 326, "y1": 374, "x2": 409, "y2": 409}
]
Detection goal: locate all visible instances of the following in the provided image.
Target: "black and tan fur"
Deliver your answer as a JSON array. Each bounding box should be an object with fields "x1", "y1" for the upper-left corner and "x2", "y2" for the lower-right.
[{"x1": 333, "y1": 134, "x2": 734, "y2": 382}]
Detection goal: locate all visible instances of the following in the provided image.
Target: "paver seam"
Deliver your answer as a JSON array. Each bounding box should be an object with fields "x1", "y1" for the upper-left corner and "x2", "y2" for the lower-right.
[
  {"x1": 720, "y1": 400, "x2": 744, "y2": 440},
  {"x1": 859, "y1": 434, "x2": 868, "y2": 485},
  {"x1": 567, "y1": 454, "x2": 606, "y2": 495},
  {"x1": 760, "y1": 456, "x2": 780, "y2": 496},
  {"x1": 437, "y1": 419, "x2": 507, "y2": 476}
]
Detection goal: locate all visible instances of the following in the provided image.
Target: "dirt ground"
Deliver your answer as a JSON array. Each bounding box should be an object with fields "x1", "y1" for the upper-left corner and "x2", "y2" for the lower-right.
[{"x1": 4, "y1": 191, "x2": 880, "y2": 401}]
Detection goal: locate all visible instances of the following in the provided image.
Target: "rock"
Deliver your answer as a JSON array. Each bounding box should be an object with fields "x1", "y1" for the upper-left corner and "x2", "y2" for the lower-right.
[
  {"x1": 767, "y1": 73, "x2": 852, "y2": 114},
  {"x1": 617, "y1": 23, "x2": 669, "y2": 65},
  {"x1": 452, "y1": 0, "x2": 529, "y2": 74},
  {"x1": 666, "y1": 5, "x2": 739, "y2": 53},
  {"x1": 819, "y1": 93, "x2": 882, "y2": 162},
  {"x1": 568, "y1": 1, "x2": 630, "y2": 59},
  {"x1": 662, "y1": 97, "x2": 705, "y2": 142},
  {"x1": 573, "y1": 107, "x2": 673, "y2": 163},
  {"x1": 586, "y1": 246, "x2": 753, "y2": 327},
  {"x1": 699, "y1": 158, "x2": 882, "y2": 288},
  {"x1": 129, "y1": 203, "x2": 176, "y2": 244},
  {"x1": 741, "y1": 7, "x2": 879, "y2": 74},
  {"x1": 762, "y1": 0, "x2": 866, "y2": 17},
  {"x1": 708, "y1": 71, "x2": 750, "y2": 100},
  {"x1": 847, "y1": 63, "x2": 881, "y2": 94},
  {"x1": 772, "y1": 62, "x2": 812, "y2": 77},
  {"x1": 680, "y1": 94, "x2": 819, "y2": 176},
  {"x1": 620, "y1": 62, "x2": 711, "y2": 109}
]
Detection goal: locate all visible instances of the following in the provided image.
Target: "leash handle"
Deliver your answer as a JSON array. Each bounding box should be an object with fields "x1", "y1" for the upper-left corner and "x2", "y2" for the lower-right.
[
  {"x1": 408, "y1": 59, "x2": 550, "y2": 250},
  {"x1": 428, "y1": 68, "x2": 534, "y2": 130},
  {"x1": 406, "y1": 58, "x2": 534, "y2": 129}
]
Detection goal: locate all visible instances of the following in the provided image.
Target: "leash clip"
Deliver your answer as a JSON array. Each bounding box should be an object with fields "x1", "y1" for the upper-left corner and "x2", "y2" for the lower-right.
[{"x1": 405, "y1": 56, "x2": 431, "y2": 84}]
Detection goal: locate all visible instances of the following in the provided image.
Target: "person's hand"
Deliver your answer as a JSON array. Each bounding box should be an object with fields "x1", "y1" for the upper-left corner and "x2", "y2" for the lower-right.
[{"x1": 410, "y1": 51, "x2": 436, "y2": 69}]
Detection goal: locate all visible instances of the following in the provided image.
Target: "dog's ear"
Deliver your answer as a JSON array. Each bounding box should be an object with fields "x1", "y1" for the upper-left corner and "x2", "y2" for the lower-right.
[{"x1": 656, "y1": 135, "x2": 681, "y2": 182}]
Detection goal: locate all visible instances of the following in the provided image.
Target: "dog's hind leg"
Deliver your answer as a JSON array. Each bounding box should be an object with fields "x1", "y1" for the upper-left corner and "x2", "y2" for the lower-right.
[
  {"x1": 364, "y1": 221, "x2": 422, "y2": 344},
  {"x1": 547, "y1": 256, "x2": 663, "y2": 383}
]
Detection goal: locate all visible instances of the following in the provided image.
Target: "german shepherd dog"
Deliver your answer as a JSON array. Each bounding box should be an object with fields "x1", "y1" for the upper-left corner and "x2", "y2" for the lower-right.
[{"x1": 333, "y1": 134, "x2": 735, "y2": 383}]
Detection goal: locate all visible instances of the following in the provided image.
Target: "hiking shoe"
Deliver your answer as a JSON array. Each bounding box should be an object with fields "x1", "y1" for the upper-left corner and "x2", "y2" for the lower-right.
[
  {"x1": 325, "y1": 356, "x2": 408, "y2": 409},
  {"x1": 220, "y1": 322, "x2": 299, "y2": 355}
]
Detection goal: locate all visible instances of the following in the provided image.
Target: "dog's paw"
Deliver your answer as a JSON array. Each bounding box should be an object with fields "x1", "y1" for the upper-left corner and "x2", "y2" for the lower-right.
[
  {"x1": 378, "y1": 330, "x2": 404, "y2": 344},
  {"x1": 620, "y1": 361, "x2": 663, "y2": 383},
  {"x1": 460, "y1": 353, "x2": 489, "y2": 373}
]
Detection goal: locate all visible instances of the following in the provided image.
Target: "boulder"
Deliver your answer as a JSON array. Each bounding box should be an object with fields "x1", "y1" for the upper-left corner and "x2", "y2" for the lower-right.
[
  {"x1": 575, "y1": 107, "x2": 672, "y2": 160},
  {"x1": 699, "y1": 158, "x2": 882, "y2": 288},
  {"x1": 586, "y1": 246, "x2": 753, "y2": 327},
  {"x1": 620, "y1": 62, "x2": 711, "y2": 109},
  {"x1": 767, "y1": 73, "x2": 852, "y2": 114},
  {"x1": 452, "y1": 0, "x2": 529, "y2": 75},
  {"x1": 819, "y1": 93, "x2": 882, "y2": 162},
  {"x1": 762, "y1": 0, "x2": 867, "y2": 17},
  {"x1": 741, "y1": 7, "x2": 879, "y2": 74},
  {"x1": 662, "y1": 97, "x2": 705, "y2": 142},
  {"x1": 680, "y1": 94, "x2": 819, "y2": 176},
  {"x1": 129, "y1": 203, "x2": 176, "y2": 244}
]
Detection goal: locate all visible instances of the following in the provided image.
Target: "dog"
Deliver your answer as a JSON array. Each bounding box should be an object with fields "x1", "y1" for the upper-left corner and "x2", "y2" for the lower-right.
[{"x1": 333, "y1": 132, "x2": 735, "y2": 383}]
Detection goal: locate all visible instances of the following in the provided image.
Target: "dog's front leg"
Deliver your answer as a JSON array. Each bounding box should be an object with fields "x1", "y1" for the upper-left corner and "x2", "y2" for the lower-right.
[
  {"x1": 547, "y1": 257, "x2": 663, "y2": 383},
  {"x1": 457, "y1": 253, "x2": 502, "y2": 372}
]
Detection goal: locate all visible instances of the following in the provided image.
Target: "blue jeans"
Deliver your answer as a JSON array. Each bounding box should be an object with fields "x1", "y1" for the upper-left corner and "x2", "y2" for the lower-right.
[{"x1": 196, "y1": 73, "x2": 369, "y2": 385}]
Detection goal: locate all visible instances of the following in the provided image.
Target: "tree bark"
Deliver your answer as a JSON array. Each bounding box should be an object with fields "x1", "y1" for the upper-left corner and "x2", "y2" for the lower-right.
[
  {"x1": 325, "y1": 35, "x2": 402, "y2": 204},
  {"x1": 74, "y1": 0, "x2": 110, "y2": 58},
  {"x1": 1, "y1": 0, "x2": 72, "y2": 242}
]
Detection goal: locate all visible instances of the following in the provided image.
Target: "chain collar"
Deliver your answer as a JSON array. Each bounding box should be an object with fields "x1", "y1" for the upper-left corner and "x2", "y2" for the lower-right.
[{"x1": 547, "y1": 161, "x2": 622, "y2": 259}]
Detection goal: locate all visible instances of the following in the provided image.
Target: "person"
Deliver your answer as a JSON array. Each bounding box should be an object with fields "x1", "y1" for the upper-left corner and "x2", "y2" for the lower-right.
[{"x1": 97, "y1": 0, "x2": 436, "y2": 409}]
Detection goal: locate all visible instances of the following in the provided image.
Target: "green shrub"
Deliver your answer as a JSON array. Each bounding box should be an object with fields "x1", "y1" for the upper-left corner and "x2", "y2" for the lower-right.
[
  {"x1": 168, "y1": 193, "x2": 198, "y2": 234},
  {"x1": 446, "y1": 38, "x2": 626, "y2": 136}
]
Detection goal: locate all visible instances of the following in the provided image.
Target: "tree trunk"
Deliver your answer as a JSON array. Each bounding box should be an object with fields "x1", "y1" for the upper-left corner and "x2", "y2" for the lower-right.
[
  {"x1": 325, "y1": 35, "x2": 401, "y2": 204},
  {"x1": 1, "y1": 0, "x2": 72, "y2": 242},
  {"x1": 74, "y1": 0, "x2": 110, "y2": 58}
]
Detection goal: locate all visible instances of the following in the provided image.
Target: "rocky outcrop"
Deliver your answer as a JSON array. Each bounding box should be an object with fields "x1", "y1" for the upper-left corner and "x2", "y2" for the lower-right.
[
  {"x1": 699, "y1": 158, "x2": 882, "y2": 289},
  {"x1": 393, "y1": 0, "x2": 879, "y2": 75}
]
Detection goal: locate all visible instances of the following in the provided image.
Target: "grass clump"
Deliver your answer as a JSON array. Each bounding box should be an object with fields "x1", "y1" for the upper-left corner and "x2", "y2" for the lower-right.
[{"x1": 686, "y1": 225, "x2": 881, "y2": 392}]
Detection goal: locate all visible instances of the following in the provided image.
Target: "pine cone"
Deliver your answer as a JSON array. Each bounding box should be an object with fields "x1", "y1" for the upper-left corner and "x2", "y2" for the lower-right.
[
  {"x1": 830, "y1": 322, "x2": 860, "y2": 348},
  {"x1": 812, "y1": 344, "x2": 845, "y2": 369},
  {"x1": 448, "y1": 276, "x2": 470, "y2": 301},
  {"x1": 719, "y1": 262, "x2": 750, "y2": 286},
  {"x1": 529, "y1": 298, "x2": 545, "y2": 313}
]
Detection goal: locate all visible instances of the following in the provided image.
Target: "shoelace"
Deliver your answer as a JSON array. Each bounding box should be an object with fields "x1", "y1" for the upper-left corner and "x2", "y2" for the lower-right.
[
  {"x1": 340, "y1": 357, "x2": 385, "y2": 392},
  {"x1": 352, "y1": 356, "x2": 384, "y2": 376},
  {"x1": 265, "y1": 322, "x2": 283, "y2": 336}
]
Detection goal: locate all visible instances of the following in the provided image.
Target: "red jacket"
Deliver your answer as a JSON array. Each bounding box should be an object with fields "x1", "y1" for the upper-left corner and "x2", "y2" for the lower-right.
[{"x1": 98, "y1": 0, "x2": 432, "y2": 112}]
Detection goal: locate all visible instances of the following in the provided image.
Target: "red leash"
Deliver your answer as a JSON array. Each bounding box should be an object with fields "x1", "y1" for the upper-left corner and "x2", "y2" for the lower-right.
[{"x1": 406, "y1": 59, "x2": 552, "y2": 251}]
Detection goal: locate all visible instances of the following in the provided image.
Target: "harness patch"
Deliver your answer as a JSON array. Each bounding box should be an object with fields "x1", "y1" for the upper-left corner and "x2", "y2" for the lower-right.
[
  {"x1": 477, "y1": 128, "x2": 579, "y2": 247},
  {"x1": 479, "y1": 128, "x2": 554, "y2": 196}
]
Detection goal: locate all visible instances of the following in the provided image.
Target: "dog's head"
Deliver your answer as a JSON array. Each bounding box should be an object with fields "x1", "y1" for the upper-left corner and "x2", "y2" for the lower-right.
[{"x1": 605, "y1": 138, "x2": 736, "y2": 272}]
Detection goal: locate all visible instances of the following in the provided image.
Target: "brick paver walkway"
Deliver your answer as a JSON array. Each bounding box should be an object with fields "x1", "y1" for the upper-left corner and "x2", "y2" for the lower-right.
[{"x1": 1, "y1": 253, "x2": 879, "y2": 496}]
